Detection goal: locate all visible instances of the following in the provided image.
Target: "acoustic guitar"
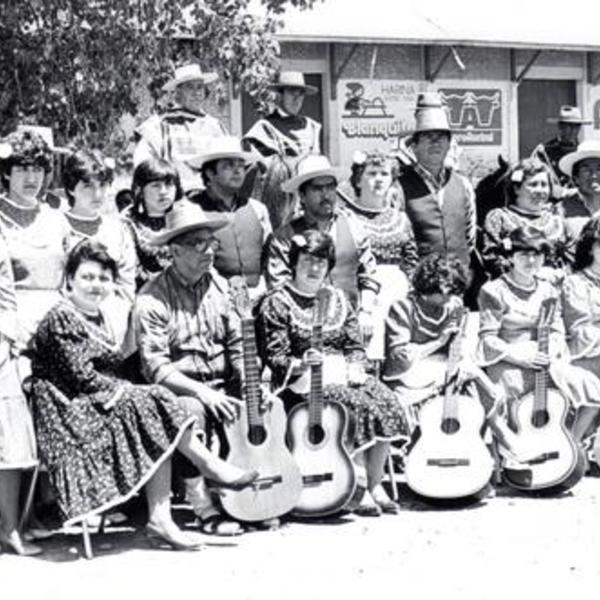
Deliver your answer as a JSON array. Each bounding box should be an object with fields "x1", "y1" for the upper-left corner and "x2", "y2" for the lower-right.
[
  {"x1": 287, "y1": 288, "x2": 358, "y2": 517},
  {"x1": 501, "y1": 298, "x2": 586, "y2": 493},
  {"x1": 404, "y1": 309, "x2": 495, "y2": 499},
  {"x1": 218, "y1": 278, "x2": 303, "y2": 522}
]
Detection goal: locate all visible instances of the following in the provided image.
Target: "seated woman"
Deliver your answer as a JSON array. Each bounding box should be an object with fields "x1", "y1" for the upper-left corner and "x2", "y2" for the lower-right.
[
  {"x1": 256, "y1": 230, "x2": 408, "y2": 516},
  {"x1": 30, "y1": 240, "x2": 257, "y2": 550},
  {"x1": 478, "y1": 227, "x2": 600, "y2": 446},
  {"x1": 121, "y1": 158, "x2": 181, "y2": 291},
  {"x1": 62, "y1": 150, "x2": 136, "y2": 345},
  {"x1": 483, "y1": 158, "x2": 570, "y2": 279},
  {"x1": 337, "y1": 150, "x2": 417, "y2": 361}
]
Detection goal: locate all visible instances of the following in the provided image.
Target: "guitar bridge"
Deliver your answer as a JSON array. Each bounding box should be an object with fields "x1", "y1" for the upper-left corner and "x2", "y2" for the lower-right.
[
  {"x1": 525, "y1": 451, "x2": 559, "y2": 465},
  {"x1": 302, "y1": 473, "x2": 334, "y2": 486},
  {"x1": 252, "y1": 475, "x2": 283, "y2": 490},
  {"x1": 426, "y1": 458, "x2": 470, "y2": 467}
]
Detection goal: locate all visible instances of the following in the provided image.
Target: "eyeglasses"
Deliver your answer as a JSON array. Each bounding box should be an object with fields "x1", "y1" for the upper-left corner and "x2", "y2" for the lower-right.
[{"x1": 179, "y1": 237, "x2": 220, "y2": 252}]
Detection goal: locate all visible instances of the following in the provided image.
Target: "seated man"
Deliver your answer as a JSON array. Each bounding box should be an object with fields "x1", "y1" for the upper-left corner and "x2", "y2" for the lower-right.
[
  {"x1": 186, "y1": 136, "x2": 271, "y2": 299},
  {"x1": 264, "y1": 154, "x2": 380, "y2": 341},
  {"x1": 134, "y1": 200, "x2": 247, "y2": 536}
]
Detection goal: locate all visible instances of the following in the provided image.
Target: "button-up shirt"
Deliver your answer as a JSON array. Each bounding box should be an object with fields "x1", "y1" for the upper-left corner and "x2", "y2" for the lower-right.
[{"x1": 134, "y1": 265, "x2": 242, "y2": 392}]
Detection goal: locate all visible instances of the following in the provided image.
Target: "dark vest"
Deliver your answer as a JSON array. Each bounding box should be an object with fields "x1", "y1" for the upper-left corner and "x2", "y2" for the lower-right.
[{"x1": 400, "y1": 168, "x2": 471, "y2": 264}]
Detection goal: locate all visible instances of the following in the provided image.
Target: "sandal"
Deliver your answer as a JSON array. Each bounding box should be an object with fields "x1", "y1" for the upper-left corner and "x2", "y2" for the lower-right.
[
  {"x1": 353, "y1": 503, "x2": 382, "y2": 517},
  {"x1": 196, "y1": 514, "x2": 245, "y2": 537}
]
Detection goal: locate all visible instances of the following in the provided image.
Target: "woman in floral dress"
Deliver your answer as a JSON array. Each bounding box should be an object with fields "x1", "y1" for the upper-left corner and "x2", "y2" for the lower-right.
[{"x1": 256, "y1": 229, "x2": 408, "y2": 516}]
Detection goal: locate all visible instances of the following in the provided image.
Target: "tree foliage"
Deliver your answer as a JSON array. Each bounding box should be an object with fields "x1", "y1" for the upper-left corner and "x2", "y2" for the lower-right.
[{"x1": 0, "y1": 0, "x2": 321, "y2": 160}]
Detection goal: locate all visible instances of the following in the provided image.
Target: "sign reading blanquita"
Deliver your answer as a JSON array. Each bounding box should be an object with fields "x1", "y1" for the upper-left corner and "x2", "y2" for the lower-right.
[{"x1": 337, "y1": 79, "x2": 511, "y2": 183}]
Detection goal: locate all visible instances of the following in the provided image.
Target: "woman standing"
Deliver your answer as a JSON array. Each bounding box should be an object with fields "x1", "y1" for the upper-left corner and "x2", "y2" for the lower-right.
[
  {"x1": 483, "y1": 158, "x2": 570, "y2": 279},
  {"x1": 338, "y1": 150, "x2": 418, "y2": 360},
  {"x1": 122, "y1": 158, "x2": 182, "y2": 290},
  {"x1": 256, "y1": 230, "x2": 408, "y2": 516}
]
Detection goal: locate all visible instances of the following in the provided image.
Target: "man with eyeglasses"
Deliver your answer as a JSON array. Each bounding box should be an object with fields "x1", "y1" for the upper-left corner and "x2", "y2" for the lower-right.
[
  {"x1": 186, "y1": 137, "x2": 271, "y2": 299},
  {"x1": 134, "y1": 200, "x2": 249, "y2": 536},
  {"x1": 265, "y1": 154, "x2": 379, "y2": 341}
]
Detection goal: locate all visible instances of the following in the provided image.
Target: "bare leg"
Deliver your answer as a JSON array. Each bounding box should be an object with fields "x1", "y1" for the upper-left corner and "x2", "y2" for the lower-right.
[
  {"x1": 573, "y1": 407, "x2": 600, "y2": 444},
  {"x1": 366, "y1": 442, "x2": 395, "y2": 501}
]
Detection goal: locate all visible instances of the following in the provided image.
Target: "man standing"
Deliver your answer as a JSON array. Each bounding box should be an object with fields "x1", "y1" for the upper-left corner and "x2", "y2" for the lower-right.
[
  {"x1": 397, "y1": 92, "x2": 476, "y2": 268},
  {"x1": 187, "y1": 136, "x2": 271, "y2": 298},
  {"x1": 135, "y1": 200, "x2": 246, "y2": 536},
  {"x1": 265, "y1": 154, "x2": 379, "y2": 340},
  {"x1": 134, "y1": 63, "x2": 226, "y2": 197}
]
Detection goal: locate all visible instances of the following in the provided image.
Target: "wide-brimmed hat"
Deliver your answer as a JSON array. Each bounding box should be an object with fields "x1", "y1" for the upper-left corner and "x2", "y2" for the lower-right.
[
  {"x1": 281, "y1": 155, "x2": 338, "y2": 193},
  {"x1": 186, "y1": 136, "x2": 255, "y2": 170},
  {"x1": 16, "y1": 125, "x2": 69, "y2": 154},
  {"x1": 412, "y1": 92, "x2": 452, "y2": 134},
  {"x1": 547, "y1": 106, "x2": 592, "y2": 125},
  {"x1": 150, "y1": 200, "x2": 229, "y2": 246},
  {"x1": 267, "y1": 71, "x2": 318, "y2": 96},
  {"x1": 558, "y1": 140, "x2": 600, "y2": 177},
  {"x1": 162, "y1": 64, "x2": 218, "y2": 92}
]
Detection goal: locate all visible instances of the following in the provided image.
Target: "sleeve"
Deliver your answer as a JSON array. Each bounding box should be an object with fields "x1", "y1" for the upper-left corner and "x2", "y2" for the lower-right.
[
  {"x1": 345, "y1": 216, "x2": 380, "y2": 295},
  {"x1": 561, "y1": 276, "x2": 600, "y2": 359},
  {"x1": 224, "y1": 292, "x2": 244, "y2": 386},
  {"x1": 134, "y1": 286, "x2": 176, "y2": 383},
  {"x1": 35, "y1": 308, "x2": 119, "y2": 398},
  {"x1": 482, "y1": 209, "x2": 507, "y2": 276},
  {"x1": 0, "y1": 234, "x2": 18, "y2": 342},
  {"x1": 477, "y1": 283, "x2": 511, "y2": 365},
  {"x1": 398, "y1": 212, "x2": 419, "y2": 277},
  {"x1": 264, "y1": 230, "x2": 293, "y2": 289},
  {"x1": 383, "y1": 299, "x2": 415, "y2": 379},
  {"x1": 133, "y1": 117, "x2": 162, "y2": 167},
  {"x1": 464, "y1": 179, "x2": 477, "y2": 252},
  {"x1": 341, "y1": 298, "x2": 368, "y2": 363},
  {"x1": 115, "y1": 221, "x2": 137, "y2": 304},
  {"x1": 250, "y1": 199, "x2": 273, "y2": 243}
]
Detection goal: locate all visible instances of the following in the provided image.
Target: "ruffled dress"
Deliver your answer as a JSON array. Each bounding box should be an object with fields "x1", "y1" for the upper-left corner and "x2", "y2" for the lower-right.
[
  {"x1": 30, "y1": 300, "x2": 194, "y2": 525},
  {"x1": 256, "y1": 283, "x2": 408, "y2": 452}
]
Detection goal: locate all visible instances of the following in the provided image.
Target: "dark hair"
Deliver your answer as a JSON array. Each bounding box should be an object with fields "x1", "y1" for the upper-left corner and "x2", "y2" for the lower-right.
[
  {"x1": 200, "y1": 159, "x2": 219, "y2": 188},
  {"x1": 62, "y1": 150, "x2": 114, "y2": 206},
  {"x1": 503, "y1": 157, "x2": 552, "y2": 206},
  {"x1": 573, "y1": 216, "x2": 600, "y2": 271},
  {"x1": 0, "y1": 130, "x2": 53, "y2": 184},
  {"x1": 349, "y1": 151, "x2": 397, "y2": 197},
  {"x1": 65, "y1": 239, "x2": 118, "y2": 288},
  {"x1": 572, "y1": 157, "x2": 600, "y2": 180},
  {"x1": 288, "y1": 229, "x2": 336, "y2": 275},
  {"x1": 412, "y1": 253, "x2": 467, "y2": 296},
  {"x1": 503, "y1": 227, "x2": 550, "y2": 257},
  {"x1": 132, "y1": 158, "x2": 182, "y2": 215}
]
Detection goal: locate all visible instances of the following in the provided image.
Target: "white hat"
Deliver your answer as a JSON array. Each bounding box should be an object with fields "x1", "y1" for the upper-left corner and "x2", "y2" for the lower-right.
[
  {"x1": 162, "y1": 64, "x2": 218, "y2": 92},
  {"x1": 413, "y1": 92, "x2": 451, "y2": 134},
  {"x1": 281, "y1": 155, "x2": 338, "y2": 193},
  {"x1": 151, "y1": 200, "x2": 229, "y2": 246},
  {"x1": 267, "y1": 71, "x2": 318, "y2": 95},
  {"x1": 186, "y1": 136, "x2": 255, "y2": 170},
  {"x1": 547, "y1": 106, "x2": 592, "y2": 125},
  {"x1": 16, "y1": 125, "x2": 69, "y2": 154},
  {"x1": 558, "y1": 140, "x2": 600, "y2": 177}
]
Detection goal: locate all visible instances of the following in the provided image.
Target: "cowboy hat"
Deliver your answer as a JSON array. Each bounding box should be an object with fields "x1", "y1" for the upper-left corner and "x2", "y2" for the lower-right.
[
  {"x1": 16, "y1": 125, "x2": 70, "y2": 154},
  {"x1": 281, "y1": 154, "x2": 338, "y2": 193},
  {"x1": 186, "y1": 136, "x2": 255, "y2": 170},
  {"x1": 162, "y1": 64, "x2": 218, "y2": 92},
  {"x1": 150, "y1": 200, "x2": 229, "y2": 246},
  {"x1": 267, "y1": 71, "x2": 318, "y2": 96},
  {"x1": 412, "y1": 92, "x2": 452, "y2": 134},
  {"x1": 547, "y1": 106, "x2": 592, "y2": 125},
  {"x1": 558, "y1": 140, "x2": 600, "y2": 177}
]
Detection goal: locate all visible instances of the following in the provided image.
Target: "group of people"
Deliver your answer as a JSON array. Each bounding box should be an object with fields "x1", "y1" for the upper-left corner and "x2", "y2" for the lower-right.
[{"x1": 2, "y1": 60, "x2": 600, "y2": 558}]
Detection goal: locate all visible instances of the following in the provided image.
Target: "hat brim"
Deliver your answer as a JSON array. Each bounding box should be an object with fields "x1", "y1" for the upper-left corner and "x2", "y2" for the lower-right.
[
  {"x1": 186, "y1": 150, "x2": 255, "y2": 170},
  {"x1": 281, "y1": 168, "x2": 338, "y2": 193},
  {"x1": 150, "y1": 218, "x2": 230, "y2": 246},
  {"x1": 267, "y1": 83, "x2": 318, "y2": 96},
  {"x1": 547, "y1": 117, "x2": 592, "y2": 125},
  {"x1": 162, "y1": 72, "x2": 219, "y2": 92},
  {"x1": 559, "y1": 149, "x2": 600, "y2": 177}
]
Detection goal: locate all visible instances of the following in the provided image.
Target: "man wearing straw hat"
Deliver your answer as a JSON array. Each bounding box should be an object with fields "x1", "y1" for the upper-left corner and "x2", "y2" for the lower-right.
[
  {"x1": 265, "y1": 154, "x2": 379, "y2": 340},
  {"x1": 242, "y1": 71, "x2": 322, "y2": 230},
  {"x1": 135, "y1": 200, "x2": 248, "y2": 536},
  {"x1": 397, "y1": 92, "x2": 476, "y2": 271},
  {"x1": 134, "y1": 63, "x2": 227, "y2": 197},
  {"x1": 186, "y1": 136, "x2": 271, "y2": 298}
]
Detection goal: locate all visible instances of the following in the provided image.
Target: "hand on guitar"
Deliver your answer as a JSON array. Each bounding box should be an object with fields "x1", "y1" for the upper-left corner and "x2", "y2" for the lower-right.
[
  {"x1": 302, "y1": 348, "x2": 324, "y2": 368},
  {"x1": 511, "y1": 347, "x2": 551, "y2": 370},
  {"x1": 347, "y1": 362, "x2": 368, "y2": 387},
  {"x1": 357, "y1": 308, "x2": 374, "y2": 345},
  {"x1": 452, "y1": 359, "x2": 483, "y2": 388},
  {"x1": 200, "y1": 387, "x2": 244, "y2": 423}
]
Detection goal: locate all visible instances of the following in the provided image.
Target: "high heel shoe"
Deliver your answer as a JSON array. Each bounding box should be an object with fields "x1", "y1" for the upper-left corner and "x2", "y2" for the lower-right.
[
  {"x1": 0, "y1": 528, "x2": 43, "y2": 556},
  {"x1": 205, "y1": 469, "x2": 260, "y2": 491},
  {"x1": 144, "y1": 523, "x2": 203, "y2": 551}
]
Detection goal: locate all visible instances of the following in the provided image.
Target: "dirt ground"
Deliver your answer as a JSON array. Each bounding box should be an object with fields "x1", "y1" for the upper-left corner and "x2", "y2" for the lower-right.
[{"x1": 2, "y1": 476, "x2": 600, "y2": 600}]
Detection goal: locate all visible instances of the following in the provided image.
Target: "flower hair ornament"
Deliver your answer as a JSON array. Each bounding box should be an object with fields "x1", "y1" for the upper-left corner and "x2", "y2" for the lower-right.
[
  {"x1": 0, "y1": 143, "x2": 13, "y2": 159},
  {"x1": 510, "y1": 169, "x2": 524, "y2": 184},
  {"x1": 291, "y1": 234, "x2": 308, "y2": 248},
  {"x1": 352, "y1": 150, "x2": 367, "y2": 166}
]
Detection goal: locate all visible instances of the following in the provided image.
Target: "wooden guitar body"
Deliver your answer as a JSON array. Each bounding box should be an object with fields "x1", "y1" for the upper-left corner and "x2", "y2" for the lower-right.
[
  {"x1": 405, "y1": 393, "x2": 494, "y2": 499},
  {"x1": 287, "y1": 400, "x2": 357, "y2": 517},
  {"x1": 221, "y1": 394, "x2": 303, "y2": 522},
  {"x1": 502, "y1": 389, "x2": 586, "y2": 493}
]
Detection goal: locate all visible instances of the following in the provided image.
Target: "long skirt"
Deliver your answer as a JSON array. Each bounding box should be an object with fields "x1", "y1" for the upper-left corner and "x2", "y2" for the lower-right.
[{"x1": 30, "y1": 380, "x2": 195, "y2": 525}]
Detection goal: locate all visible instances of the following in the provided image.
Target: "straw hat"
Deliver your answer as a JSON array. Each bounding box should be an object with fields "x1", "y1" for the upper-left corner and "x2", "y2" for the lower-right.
[
  {"x1": 413, "y1": 92, "x2": 451, "y2": 134},
  {"x1": 151, "y1": 200, "x2": 229, "y2": 246},
  {"x1": 558, "y1": 140, "x2": 600, "y2": 177},
  {"x1": 281, "y1": 155, "x2": 338, "y2": 193},
  {"x1": 547, "y1": 106, "x2": 592, "y2": 125},
  {"x1": 162, "y1": 64, "x2": 218, "y2": 92},
  {"x1": 267, "y1": 71, "x2": 318, "y2": 95},
  {"x1": 16, "y1": 125, "x2": 69, "y2": 154},
  {"x1": 186, "y1": 136, "x2": 255, "y2": 170}
]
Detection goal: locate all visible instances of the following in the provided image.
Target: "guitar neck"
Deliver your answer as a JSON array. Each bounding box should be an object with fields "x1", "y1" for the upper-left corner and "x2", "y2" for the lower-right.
[
  {"x1": 443, "y1": 310, "x2": 467, "y2": 422},
  {"x1": 241, "y1": 318, "x2": 263, "y2": 427},
  {"x1": 309, "y1": 322, "x2": 324, "y2": 427},
  {"x1": 534, "y1": 323, "x2": 550, "y2": 413}
]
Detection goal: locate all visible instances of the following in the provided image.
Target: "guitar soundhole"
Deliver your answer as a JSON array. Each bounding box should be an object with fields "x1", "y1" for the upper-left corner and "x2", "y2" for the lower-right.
[
  {"x1": 308, "y1": 424, "x2": 325, "y2": 445},
  {"x1": 531, "y1": 410, "x2": 550, "y2": 428},
  {"x1": 441, "y1": 418, "x2": 460, "y2": 435},
  {"x1": 248, "y1": 425, "x2": 267, "y2": 445}
]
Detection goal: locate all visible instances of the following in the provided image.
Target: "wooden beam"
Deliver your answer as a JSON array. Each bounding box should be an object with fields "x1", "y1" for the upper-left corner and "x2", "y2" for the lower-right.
[
  {"x1": 510, "y1": 49, "x2": 517, "y2": 82},
  {"x1": 514, "y1": 49, "x2": 542, "y2": 83},
  {"x1": 329, "y1": 42, "x2": 359, "y2": 101},
  {"x1": 428, "y1": 47, "x2": 452, "y2": 82},
  {"x1": 422, "y1": 45, "x2": 431, "y2": 81}
]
